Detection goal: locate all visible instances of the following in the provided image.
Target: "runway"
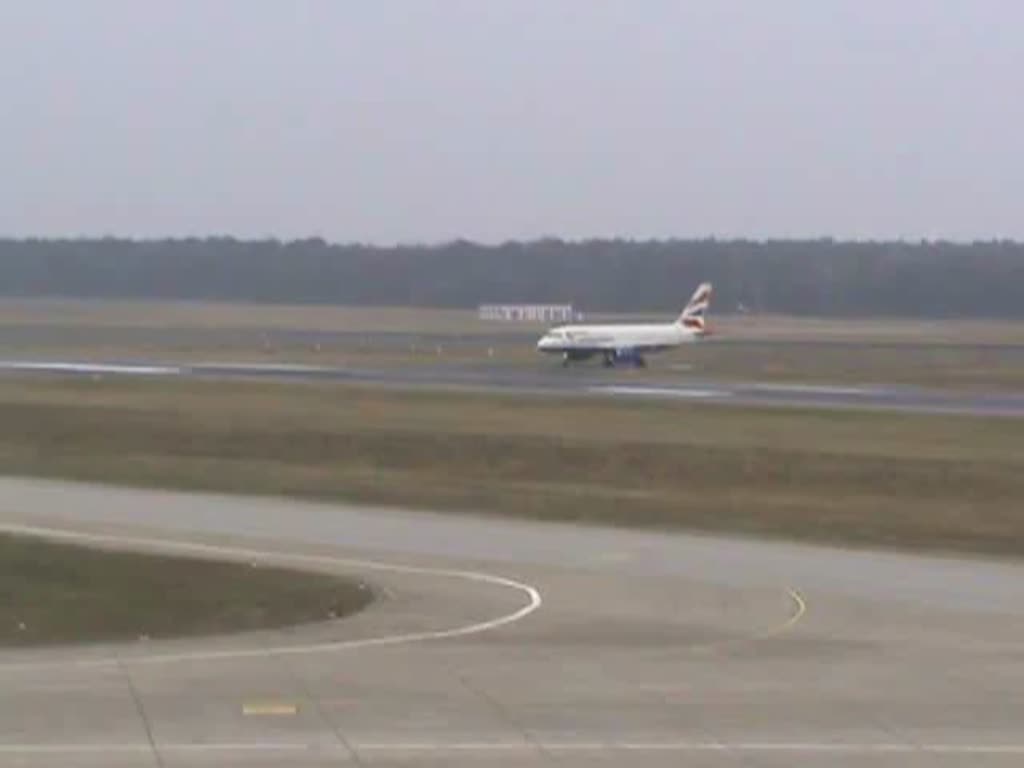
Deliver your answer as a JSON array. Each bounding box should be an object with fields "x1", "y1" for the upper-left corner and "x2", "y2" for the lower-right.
[
  {"x1": 2, "y1": 477, "x2": 1024, "y2": 766},
  {"x1": 4, "y1": 357, "x2": 1024, "y2": 417}
]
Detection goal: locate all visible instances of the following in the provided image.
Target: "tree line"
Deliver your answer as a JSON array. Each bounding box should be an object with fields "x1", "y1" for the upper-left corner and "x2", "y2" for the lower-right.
[{"x1": 0, "y1": 237, "x2": 1022, "y2": 318}]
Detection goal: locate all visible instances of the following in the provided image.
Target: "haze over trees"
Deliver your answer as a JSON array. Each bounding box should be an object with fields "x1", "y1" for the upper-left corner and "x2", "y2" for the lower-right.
[{"x1": 0, "y1": 238, "x2": 1021, "y2": 318}]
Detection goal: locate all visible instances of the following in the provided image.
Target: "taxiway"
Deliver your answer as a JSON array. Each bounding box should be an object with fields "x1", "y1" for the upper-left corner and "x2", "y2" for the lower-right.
[{"x1": 1, "y1": 477, "x2": 1023, "y2": 766}]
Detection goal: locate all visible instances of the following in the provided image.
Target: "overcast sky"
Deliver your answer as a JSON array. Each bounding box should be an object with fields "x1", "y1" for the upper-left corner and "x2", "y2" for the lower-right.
[{"x1": 1, "y1": 1, "x2": 1021, "y2": 243}]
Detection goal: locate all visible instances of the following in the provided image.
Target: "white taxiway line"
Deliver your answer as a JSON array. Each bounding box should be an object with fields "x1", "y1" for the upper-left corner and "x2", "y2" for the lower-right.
[
  {"x1": 0, "y1": 360, "x2": 183, "y2": 376},
  {"x1": 749, "y1": 382, "x2": 879, "y2": 396},
  {"x1": 192, "y1": 362, "x2": 333, "y2": 372},
  {"x1": 589, "y1": 385, "x2": 730, "y2": 399},
  {"x1": 2, "y1": 741, "x2": 1024, "y2": 756},
  {"x1": 0, "y1": 522, "x2": 542, "y2": 670},
  {"x1": 358, "y1": 742, "x2": 1024, "y2": 754}
]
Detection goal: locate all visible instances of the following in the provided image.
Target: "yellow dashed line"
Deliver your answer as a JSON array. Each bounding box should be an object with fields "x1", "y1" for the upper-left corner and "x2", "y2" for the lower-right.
[
  {"x1": 760, "y1": 587, "x2": 807, "y2": 638},
  {"x1": 692, "y1": 586, "x2": 808, "y2": 656},
  {"x1": 783, "y1": 588, "x2": 807, "y2": 631}
]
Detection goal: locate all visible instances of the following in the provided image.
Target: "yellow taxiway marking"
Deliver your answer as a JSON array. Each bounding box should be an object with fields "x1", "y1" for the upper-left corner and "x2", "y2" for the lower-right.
[
  {"x1": 242, "y1": 702, "x2": 299, "y2": 717},
  {"x1": 771, "y1": 588, "x2": 807, "y2": 637},
  {"x1": 750, "y1": 587, "x2": 807, "y2": 641},
  {"x1": 689, "y1": 586, "x2": 807, "y2": 657}
]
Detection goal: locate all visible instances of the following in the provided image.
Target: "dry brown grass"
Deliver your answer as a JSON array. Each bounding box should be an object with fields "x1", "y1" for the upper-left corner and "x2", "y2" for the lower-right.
[
  {"x1": 0, "y1": 532, "x2": 372, "y2": 647},
  {"x1": 0, "y1": 377, "x2": 1021, "y2": 558},
  {"x1": 712, "y1": 314, "x2": 1024, "y2": 344},
  {"x1": 3, "y1": 298, "x2": 1024, "y2": 343},
  {"x1": 0, "y1": 299, "x2": 501, "y2": 334}
]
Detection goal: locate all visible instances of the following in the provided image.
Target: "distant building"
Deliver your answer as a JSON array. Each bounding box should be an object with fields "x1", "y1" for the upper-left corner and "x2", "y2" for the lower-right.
[{"x1": 478, "y1": 304, "x2": 578, "y2": 323}]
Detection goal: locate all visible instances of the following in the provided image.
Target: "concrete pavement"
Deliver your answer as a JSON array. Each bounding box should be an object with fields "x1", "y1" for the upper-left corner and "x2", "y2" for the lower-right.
[{"x1": 1, "y1": 477, "x2": 1023, "y2": 766}]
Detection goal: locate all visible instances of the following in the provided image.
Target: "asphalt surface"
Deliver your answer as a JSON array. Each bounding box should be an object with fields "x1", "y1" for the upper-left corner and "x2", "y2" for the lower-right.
[
  {"x1": 4, "y1": 357, "x2": 1024, "y2": 417},
  {"x1": 2, "y1": 477, "x2": 1024, "y2": 766}
]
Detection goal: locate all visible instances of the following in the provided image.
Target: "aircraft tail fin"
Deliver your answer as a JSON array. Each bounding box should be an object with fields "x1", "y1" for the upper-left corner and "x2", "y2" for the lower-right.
[{"x1": 677, "y1": 282, "x2": 713, "y2": 333}]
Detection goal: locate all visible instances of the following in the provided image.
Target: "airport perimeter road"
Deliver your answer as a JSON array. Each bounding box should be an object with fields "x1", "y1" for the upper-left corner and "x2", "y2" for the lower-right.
[{"x1": 1, "y1": 477, "x2": 1024, "y2": 766}]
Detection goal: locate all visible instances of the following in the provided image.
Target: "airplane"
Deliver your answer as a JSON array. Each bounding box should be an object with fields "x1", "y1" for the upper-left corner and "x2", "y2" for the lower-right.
[{"x1": 536, "y1": 282, "x2": 713, "y2": 368}]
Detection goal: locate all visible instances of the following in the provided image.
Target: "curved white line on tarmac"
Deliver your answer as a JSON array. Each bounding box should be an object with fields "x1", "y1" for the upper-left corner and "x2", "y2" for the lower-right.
[{"x1": 0, "y1": 523, "x2": 542, "y2": 670}]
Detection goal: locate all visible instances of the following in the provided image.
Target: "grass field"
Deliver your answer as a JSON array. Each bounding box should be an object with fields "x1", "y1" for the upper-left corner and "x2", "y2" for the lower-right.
[
  {"x1": 0, "y1": 376, "x2": 1022, "y2": 558},
  {"x1": 0, "y1": 299, "x2": 492, "y2": 334},
  {"x1": 0, "y1": 532, "x2": 373, "y2": 647},
  {"x1": 3, "y1": 298, "x2": 1024, "y2": 342}
]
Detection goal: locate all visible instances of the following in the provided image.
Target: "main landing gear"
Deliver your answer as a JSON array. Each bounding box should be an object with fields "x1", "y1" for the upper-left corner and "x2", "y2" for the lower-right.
[
  {"x1": 602, "y1": 351, "x2": 646, "y2": 368},
  {"x1": 560, "y1": 351, "x2": 646, "y2": 368}
]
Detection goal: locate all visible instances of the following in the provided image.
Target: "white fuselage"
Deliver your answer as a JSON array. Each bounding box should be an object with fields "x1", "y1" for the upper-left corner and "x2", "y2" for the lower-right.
[
  {"x1": 536, "y1": 322, "x2": 699, "y2": 355},
  {"x1": 537, "y1": 281, "x2": 712, "y2": 364}
]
